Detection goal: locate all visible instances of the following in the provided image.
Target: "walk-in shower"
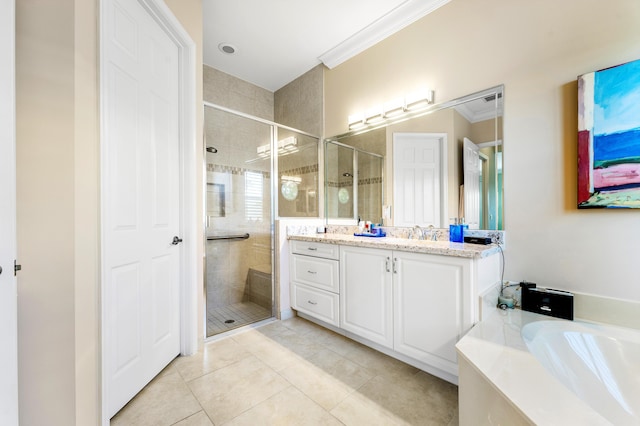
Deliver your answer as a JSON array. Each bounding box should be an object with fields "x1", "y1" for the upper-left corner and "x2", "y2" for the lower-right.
[{"x1": 204, "y1": 102, "x2": 320, "y2": 338}]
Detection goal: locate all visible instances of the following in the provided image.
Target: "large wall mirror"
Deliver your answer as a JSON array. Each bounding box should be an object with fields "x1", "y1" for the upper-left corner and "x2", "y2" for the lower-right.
[{"x1": 325, "y1": 86, "x2": 504, "y2": 230}]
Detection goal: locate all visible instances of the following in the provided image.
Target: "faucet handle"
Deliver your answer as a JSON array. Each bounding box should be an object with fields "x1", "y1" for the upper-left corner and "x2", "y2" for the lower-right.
[{"x1": 411, "y1": 225, "x2": 424, "y2": 240}]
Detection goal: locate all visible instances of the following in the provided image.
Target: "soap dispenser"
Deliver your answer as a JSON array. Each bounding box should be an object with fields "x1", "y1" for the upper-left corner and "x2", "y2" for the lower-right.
[{"x1": 449, "y1": 218, "x2": 464, "y2": 243}]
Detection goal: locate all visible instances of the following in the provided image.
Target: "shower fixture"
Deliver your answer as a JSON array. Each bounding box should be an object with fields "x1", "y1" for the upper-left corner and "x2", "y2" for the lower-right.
[
  {"x1": 342, "y1": 172, "x2": 353, "y2": 178},
  {"x1": 206, "y1": 146, "x2": 218, "y2": 153}
]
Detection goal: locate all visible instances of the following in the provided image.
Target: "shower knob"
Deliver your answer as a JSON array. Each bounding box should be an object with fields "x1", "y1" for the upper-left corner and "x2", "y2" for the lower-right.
[{"x1": 171, "y1": 236, "x2": 183, "y2": 245}]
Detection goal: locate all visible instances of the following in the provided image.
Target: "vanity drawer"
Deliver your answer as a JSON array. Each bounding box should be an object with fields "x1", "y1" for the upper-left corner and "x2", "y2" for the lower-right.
[
  {"x1": 290, "y1": 240, "x2": 339, "y2": 260},
  {"x1": 292, "y1": 283, "x2": 339, "y2": 327},
  {"x1": 291, "y1": 255, "x2": 339, "y2": 293}
]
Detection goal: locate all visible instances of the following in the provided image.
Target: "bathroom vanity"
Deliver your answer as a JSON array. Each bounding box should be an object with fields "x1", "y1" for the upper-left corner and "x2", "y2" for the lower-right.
[{"x1": 288, "y1": 233, "x2": 500, "y2": 384}]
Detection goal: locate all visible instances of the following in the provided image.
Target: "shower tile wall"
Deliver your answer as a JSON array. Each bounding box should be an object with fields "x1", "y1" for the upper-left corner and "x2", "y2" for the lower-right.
[
  {"x1": 204, "y1": 65, "x2": 273, "y2": 120},
  {"x1": 274, "y1": 65, "x2": 323, "y2": 136},
  {"x1": 357, "y1": 154, "x2": 383, "y2": 223}
]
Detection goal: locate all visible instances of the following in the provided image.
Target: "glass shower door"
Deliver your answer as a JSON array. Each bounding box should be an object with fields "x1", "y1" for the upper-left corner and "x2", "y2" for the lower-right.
[
  {"x1": 325, "y1": 142, "x2": 355, "y2": 220},
  {"x1": 204, "y1": 106, "x2": 273, "y2": 337}
]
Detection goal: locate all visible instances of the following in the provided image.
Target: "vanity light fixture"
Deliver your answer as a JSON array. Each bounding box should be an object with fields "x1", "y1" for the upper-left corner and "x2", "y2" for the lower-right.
[
  {"x1": 405, "y1": 89, "x2": 434, "y2": 110},
  {"x1": 257, "y1": 136, "x2": 298, "y2": 158},
  {"x1": 364, "y1": 105, "x2": 384, "y2": 125},
  {"x1": 348, "y1": 112, "x2": 365, "y2": 130},
  {"x1": 383, "y1": 98, "x2": 405, "y2": 118},
  {"x1": 347, "y1": 89, "x2": 434, "y2": 130}
]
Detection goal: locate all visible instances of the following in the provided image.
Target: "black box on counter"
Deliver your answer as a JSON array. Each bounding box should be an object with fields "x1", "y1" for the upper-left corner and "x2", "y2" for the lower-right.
[
  {"x1": 521, "y1": 283, "x2": 573, "y2": 320},
  {"x1": 463, "y1": 236, "x2": 492, "y2": 245}
]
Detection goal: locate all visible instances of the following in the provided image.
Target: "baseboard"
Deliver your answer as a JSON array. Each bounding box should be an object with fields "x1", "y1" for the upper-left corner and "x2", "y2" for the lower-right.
[{"x1": 279, "y1": 308, "x2": 295, "y2": 321}]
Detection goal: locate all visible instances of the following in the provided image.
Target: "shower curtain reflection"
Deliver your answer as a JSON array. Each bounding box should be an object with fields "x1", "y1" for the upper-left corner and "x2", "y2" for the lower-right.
[{"x1": 204, "y1": 106, "x2": 273, "y2": 337}]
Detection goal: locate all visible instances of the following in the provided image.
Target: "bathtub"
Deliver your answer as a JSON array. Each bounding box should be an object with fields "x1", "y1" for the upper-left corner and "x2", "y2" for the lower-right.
[
  {"x1": 456, "y1": 308, "x2": 639, "y2": 425},
  {"x1": 522, "y1": 320, "x2": 640, "y2": 425}
]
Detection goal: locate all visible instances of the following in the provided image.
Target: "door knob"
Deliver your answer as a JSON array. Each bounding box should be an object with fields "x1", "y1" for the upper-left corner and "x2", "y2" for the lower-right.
[{"x1": 171, "y1": 236, "x2": 183, "y2": 245}]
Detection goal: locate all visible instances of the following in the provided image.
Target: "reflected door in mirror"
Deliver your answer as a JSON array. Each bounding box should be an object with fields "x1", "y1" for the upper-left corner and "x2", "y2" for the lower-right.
[{"x1": 393, "y1": 133, "x2": 447, "y2": 227}]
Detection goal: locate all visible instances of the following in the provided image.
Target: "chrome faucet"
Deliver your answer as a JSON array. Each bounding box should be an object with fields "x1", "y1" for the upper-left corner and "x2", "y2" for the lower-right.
[
  {"x1": 411, "y1": 225, "x2": 425, "y2": 240},
  {"x1": 427, "y1": 225, "x2": 439, "y2": 241}
]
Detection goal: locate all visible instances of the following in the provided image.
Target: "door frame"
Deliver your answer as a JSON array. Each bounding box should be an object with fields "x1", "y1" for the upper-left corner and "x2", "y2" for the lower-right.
[
  {"x1": 0, "y1": 0, "x2": 18, "y2": 423},
  {"x1": 99, "y1": 0, "x2": 197, "y2": 423}
]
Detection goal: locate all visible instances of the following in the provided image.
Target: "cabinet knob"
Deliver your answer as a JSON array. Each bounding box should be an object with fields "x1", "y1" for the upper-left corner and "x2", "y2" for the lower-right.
[
  {"x1": 307, "y1": 270, "x2": 317, "y2": 274},
  {"x1": 385, "y1": 257, "x2": 390, "y2": 272},
  {"x1": 393, "y1": 258, "x2": 398, "y2": 274},
  {"x1": 307, "y1": 300, "x2": 318, "y2": 305},
  {"x1": 307, "y1": 247, "x2": 318, "y2": 251}
]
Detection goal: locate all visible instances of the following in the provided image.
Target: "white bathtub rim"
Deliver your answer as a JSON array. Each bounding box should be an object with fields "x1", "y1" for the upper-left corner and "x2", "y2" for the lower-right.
[
  {"x1": 456, "y1": 308, "x2": 613, "y2": 425},
  {"x1": 521, "y1": 319, "x2": 640, "y2": 425}
]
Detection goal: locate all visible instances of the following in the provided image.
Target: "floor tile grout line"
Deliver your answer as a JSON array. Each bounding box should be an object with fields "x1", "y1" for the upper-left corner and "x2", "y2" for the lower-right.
[
  {"x1": 168, "y1": 409, "x2": 210, "y2": 426},
  {"x1": 221, "y1": 384, "x2": 296, "y2": 425},
  {"x1": 269, "y1": 322, "x2": 376, "y2": 419},
  {"x1": 274, "y1": 362, "x2": 349, "y2": 416},
  {"x1": 265, "y1": 369, "x2": 349, "y2": 426},
  {"x1": 182, "y1": 352, "x2": 260, "y2": 386}
]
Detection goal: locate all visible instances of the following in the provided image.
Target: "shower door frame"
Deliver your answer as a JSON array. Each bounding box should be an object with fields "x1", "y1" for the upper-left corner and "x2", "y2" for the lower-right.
[{"x1": 202, "y1": 101, "x2": 321, "y2": 339}]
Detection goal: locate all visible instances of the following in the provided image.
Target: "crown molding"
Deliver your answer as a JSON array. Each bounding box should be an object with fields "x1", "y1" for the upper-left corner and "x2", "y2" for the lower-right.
[
  {"x1": 455, "y1": 101, "x2": 504, "y2": 124},
  {"x1": 318, "y1": 0, "x2": 451, "y2": 69}
]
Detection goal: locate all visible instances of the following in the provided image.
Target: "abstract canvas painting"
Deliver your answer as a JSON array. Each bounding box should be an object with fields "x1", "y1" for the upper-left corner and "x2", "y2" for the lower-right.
[{"x1": 578, "y1": 59, "x2": 640, "y2": 208}]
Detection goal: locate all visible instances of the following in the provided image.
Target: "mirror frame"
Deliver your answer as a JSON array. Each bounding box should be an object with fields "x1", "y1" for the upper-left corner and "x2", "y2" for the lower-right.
[{"x1": 324, "y1": 85, "x2": 504, "y2": 229}]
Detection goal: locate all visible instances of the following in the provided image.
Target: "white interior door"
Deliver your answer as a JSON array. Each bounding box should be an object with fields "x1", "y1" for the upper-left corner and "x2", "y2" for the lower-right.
[
  {"x1": 393, "y1": 133, "x2": 447, "y2": 227},
  {"x1": 463, "y1": 137, "x2": 481, "y2": 229},
  {"x1": 102, "y1": 0, "x2": 182, "y2": 417},
  {"x1": 0, "y1": 1, "x2": 19, "y2": 424}
]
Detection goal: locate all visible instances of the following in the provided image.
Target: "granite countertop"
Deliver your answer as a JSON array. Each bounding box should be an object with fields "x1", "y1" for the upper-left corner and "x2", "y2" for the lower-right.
[
  {"x1": 455, "y1": 308, "x2": 609, "y2": 425},
  {"x1": 288, "y1": 233, "x2": 500, "y2": 259}
]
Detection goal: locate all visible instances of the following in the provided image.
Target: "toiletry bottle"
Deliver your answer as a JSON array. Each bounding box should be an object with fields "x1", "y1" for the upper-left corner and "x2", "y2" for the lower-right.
[
  {"x1": 449, "y1": 218, "x2": 464, "y2": 243},
  {"x1": 460, "y1": 218, "x2": 468, "y2": 242}
]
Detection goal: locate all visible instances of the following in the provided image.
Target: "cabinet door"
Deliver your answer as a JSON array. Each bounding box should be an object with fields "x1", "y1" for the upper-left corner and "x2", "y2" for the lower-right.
[
  {"x1": 393, "y1": 252, "x2": 471, "y2": 375},
  {"x1": 340, "y1": 246, "x2": 393, "y2": 348}
]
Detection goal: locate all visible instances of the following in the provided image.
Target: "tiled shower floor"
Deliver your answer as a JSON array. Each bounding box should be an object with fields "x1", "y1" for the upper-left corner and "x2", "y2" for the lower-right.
[{"x1": 207, "y1": 301, "x2": 272, "y2": 336}]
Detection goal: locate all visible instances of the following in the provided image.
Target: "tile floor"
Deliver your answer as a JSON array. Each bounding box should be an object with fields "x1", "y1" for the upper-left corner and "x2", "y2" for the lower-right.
[
  {"x1": 207, "y1": 302, "x2": 272, "y2": 336},
  {"x1": 111, "y1": 316, "x2": 459, "y2": 426}
]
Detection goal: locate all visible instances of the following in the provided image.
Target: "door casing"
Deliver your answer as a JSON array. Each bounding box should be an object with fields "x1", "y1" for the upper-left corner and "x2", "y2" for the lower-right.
[{"x1": 0, "y1": 0, "x2": 19, "y2": 423}]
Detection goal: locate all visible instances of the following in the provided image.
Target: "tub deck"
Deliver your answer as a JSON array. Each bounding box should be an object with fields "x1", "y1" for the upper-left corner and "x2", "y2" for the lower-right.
[{"x1": 456, "y1": 308, "x2": 620, "y2": 425}]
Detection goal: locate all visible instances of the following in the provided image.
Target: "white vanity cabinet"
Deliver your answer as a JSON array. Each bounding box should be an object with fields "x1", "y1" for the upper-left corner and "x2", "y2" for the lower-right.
[
  {"x1": 289, "y1": 240, "x2": 340, "y2": 326},
  {"x1": 393, "y1": 251, "x2": 472, "y2": 376},
  {"x1": 339, "y1": 246, "x2": 394, "y2": 348},
  {"x1": 288, "y1": 235, "x2": 499, "y2": 384},
  {"x1": 340, "y1": 246, "x2": 472, "y2": 376}
]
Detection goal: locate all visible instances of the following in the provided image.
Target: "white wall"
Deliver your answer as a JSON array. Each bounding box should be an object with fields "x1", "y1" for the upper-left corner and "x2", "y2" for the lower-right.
[{"x1": 325, "y1": 0, "x2": 640, "y2": 302}]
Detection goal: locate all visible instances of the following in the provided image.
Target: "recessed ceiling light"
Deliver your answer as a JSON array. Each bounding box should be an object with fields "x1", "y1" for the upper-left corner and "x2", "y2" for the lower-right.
[{"x1": 218, "y1": 43, "x2": 236, "y2": 55}]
